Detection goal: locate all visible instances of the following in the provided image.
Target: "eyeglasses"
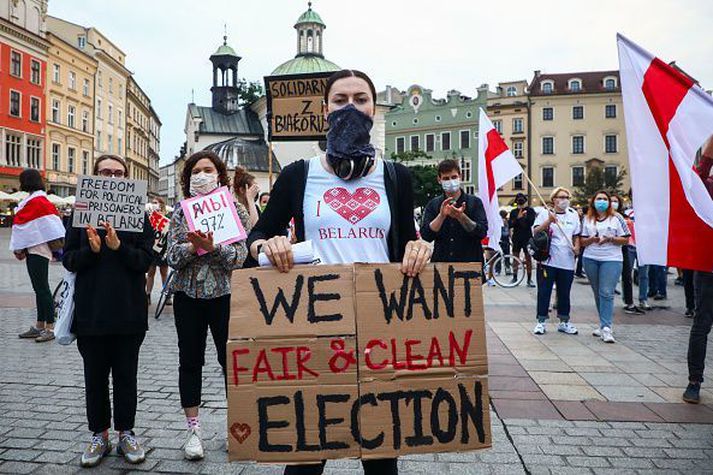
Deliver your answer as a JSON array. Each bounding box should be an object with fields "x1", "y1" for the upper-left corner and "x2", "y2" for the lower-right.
[
  {"x1": 554, "y1": 195, "x2": 570, "y2": 199},
  {"x1": 98, "y1": 169, "x2": 125, "y2": 178}
]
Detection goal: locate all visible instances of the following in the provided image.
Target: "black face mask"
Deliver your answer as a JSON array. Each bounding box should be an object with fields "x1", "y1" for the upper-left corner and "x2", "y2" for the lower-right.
[{"x1": 326, "y1": 104, "x2": 376, "y2": 180}]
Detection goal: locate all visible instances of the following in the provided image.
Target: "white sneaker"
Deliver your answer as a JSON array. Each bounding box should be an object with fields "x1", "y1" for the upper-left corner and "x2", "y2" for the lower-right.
[
  {"x1": 557, "y1": 322, "x2": 578, "y2": 335},
  {"x1": 533, "y1": 322, "x2": 546, "y2": 335},
  {"x1": 601, "y1": 327, "x2": 616, "y2": 343},
  {"x1": 183, "y1": 427, "x2": 204, "y2": 461},
  {"x1": 592, "y1": 328, "x2": 601, "y2": 337}
]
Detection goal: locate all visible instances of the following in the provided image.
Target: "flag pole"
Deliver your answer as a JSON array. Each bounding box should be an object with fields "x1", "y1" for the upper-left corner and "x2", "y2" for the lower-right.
[
  {"x1": 268, "y1": 141, "x2": 274, "y2": 190},
  {"x1": 521, "y1": 171, "x2": 577, "y2": 251}
]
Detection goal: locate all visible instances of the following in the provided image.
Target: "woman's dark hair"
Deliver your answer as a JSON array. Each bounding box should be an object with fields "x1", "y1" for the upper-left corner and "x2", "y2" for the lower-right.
[
  {"x1": 259, "y1": 192, "x2": 270, "y2": 201},
  {"x1": 19, "y1": 169, "x2": 45, "y2": 192},
  {"x1": 587, "y1": 189, "x2": 614, "y2": 220},
  {"x1": 180, "y1": 151, "x2": 229, "y2": 198},
  {"x1": 232, "y1": 166, "x2": 255, "y2": 197},
  {"x1": 323, "y1": 69, "x2": 377, "y2": 106},
  {"x1": 93, "y1": 154, "x2": 129, "y2": 175}
]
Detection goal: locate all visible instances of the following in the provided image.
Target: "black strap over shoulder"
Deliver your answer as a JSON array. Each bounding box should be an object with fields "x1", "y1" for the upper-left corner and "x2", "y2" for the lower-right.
[{"x1": 383, "y1": 159, "x2": 400, "y2": 262}]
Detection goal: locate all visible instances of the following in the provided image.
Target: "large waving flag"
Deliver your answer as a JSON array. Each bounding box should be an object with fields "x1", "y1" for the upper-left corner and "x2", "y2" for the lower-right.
[
  {"x1": 477, "y1": 108, "x2": 523, "y2": 253},
  {"x1": 9, "y1": 191, "x2": 65, "y2": 252},
  {"x1": 618, "y1": 34, "x2": 713, "y2": 272}
]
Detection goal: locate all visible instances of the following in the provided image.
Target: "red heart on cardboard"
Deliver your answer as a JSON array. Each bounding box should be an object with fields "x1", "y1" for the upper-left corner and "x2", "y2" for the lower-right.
[
  {"x1": 323, "y1": 187, "x2": 381, "y2": 224},
  {"x1": 230, "y1": 422, "x2": 251, "y2": 444}
]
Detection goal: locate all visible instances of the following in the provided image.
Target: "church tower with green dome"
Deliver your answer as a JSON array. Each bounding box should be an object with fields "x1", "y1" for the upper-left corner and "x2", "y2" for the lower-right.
[{"x1": 271, "y1": 2, "x2": 340, "y2": 75}]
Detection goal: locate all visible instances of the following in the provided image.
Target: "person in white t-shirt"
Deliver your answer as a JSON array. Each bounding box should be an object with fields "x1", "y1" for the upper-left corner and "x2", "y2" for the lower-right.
[
  {"x1": 580, "y1": 190, "x2": 630, "y2": 343},
  {"x1": 532, "y1": 187, "x2": 581, "y2": 335}
]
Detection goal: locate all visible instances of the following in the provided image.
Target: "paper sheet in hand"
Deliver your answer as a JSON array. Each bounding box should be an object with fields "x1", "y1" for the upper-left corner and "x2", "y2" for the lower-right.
[{"x1": 258, "y1": 240, "x2": 318, "y2": 267}]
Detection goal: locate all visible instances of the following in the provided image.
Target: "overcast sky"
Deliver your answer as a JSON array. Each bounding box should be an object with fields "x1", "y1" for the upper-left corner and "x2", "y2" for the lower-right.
[{"x1": 48, "y1": 0, "x2": 713, "y2": 165}]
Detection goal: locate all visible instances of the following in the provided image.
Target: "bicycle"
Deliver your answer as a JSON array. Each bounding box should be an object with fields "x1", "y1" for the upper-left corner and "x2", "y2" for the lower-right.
[
  {"x1": 482, "y1": 252, "x2": 525, "y2": 288},
  {"x1": 154, "y1": 270, "x2": 175, "y2": 320}
]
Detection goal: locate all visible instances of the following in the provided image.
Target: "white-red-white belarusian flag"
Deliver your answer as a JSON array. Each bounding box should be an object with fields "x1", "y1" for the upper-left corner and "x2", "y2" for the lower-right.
[
  {"x1": 478, "y1": 108, "x2": 523, "y2": 253},
  {"x1": 9, "y1": 191, "x2": 65, "y2": 251},
  {"x1": 618, "y1": 34, "x2": 713, "y2": 272}
]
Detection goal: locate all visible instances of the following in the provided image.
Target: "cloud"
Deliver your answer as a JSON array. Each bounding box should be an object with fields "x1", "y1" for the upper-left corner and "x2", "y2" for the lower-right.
[{"x1": 48, "y1": 0, "x2": 713, "y2": 166}]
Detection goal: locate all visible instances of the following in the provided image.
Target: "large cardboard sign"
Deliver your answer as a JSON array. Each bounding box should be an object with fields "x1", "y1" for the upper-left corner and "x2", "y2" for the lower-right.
[
  {"x1": 227, "y1": 263, "x2": 490, "y2": 463},
  {"x1": 73, "y1": 175, "x2": 147, "y2": 232},
  {"x1": 180, "y1": 186, "x2": 247, "y2": 255},
  {"x1": 264, "y1": 72, "x2": 332, "y2": 141}
]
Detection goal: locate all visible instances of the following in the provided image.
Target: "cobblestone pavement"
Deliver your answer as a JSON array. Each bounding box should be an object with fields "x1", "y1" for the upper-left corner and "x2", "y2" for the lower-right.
[{"x1": 1, "y1": 229, "x2": 712, "y2": 474}]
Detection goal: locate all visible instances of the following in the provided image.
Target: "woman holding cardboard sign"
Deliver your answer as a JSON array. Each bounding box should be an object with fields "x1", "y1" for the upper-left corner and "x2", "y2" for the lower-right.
[
  {"x1": 166, "y1": 150, "x2": 252, "y2": 461},
  {"x1": 248, "y1": 69, "x2": 432, "y2": 475},
  {"x1": 62, "y1": 155, "x2": 154, "y2": 468}
]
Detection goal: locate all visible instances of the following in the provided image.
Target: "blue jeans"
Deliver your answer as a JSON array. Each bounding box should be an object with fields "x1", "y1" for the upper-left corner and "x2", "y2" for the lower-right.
[
  {"x1": 536, "y1": 265, "x2": 574, "y2": 322},
  {"x1": 583, "y1": 258, "x2": 622, "y2": 329},
  {"x1": 629, "y1": 247, "x2": 649, "y2": 302}
]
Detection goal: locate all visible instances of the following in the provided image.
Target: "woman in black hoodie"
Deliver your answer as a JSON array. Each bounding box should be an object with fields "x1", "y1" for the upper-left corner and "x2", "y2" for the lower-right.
[
  {"x1": 248, "y1": 69, "x2": 432, "y2": 475},
  {"x1": 63, "y1": 155, "x2": 154, "y2": 468}
]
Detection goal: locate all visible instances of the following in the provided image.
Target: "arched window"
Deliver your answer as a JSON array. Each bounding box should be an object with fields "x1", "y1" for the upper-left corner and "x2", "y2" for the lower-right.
[
  {"x1": 604, "y1": 77, "x2": 617, "y2": 90},
  {"x1": 542, "y1": 81, "x2": 554, "y2": 94},
  {"x1": 506, "y1": 86, "x2": 517, "y2": 97},
  {"x1": 569, "y1": 79, "x2": 582, "y2": 92},
  {"x1": 307, "y1": 29, "x2": 314, "y2": 53}
]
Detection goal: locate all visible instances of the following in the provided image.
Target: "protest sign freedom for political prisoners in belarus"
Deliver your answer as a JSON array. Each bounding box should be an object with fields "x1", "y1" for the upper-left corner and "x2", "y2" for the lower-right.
[
  {"x1": 265, "y1": 72, "x2": 333, "y2": 141},
  {"x1": 226, "y1": 263, "x2": 491, "y2": 463},
  {"x1": 72, "y1": 175, "x2": 148, "y2": 232}
]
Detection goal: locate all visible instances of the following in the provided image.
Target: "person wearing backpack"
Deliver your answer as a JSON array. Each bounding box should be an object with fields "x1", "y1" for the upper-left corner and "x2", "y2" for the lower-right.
[{"x1": 531, "y1": 187, "x2": 581, "y2": 335}]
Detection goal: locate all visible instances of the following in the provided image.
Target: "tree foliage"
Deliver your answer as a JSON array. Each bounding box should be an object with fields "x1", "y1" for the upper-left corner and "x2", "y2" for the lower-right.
[
  {"x1": 573, "y1": 166, "x2": 628, "y2": 205},
  {"x1": 390, "y1": 151, "x2": 441, "y2": 209},
  {"x1": 238, "y1": 79, "x2": 264, "y2": 106}
]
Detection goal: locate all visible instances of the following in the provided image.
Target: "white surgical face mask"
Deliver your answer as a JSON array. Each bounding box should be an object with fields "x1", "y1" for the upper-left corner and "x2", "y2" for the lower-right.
[
  {"x1": 147, "y1": 203, "x2": 159, "y2": 213},
  {"x1": 556, "y1": 199, "x2": 570, "y2": 211},
  {"x1": 441, "y1": 179, "x2": 460, "y2": 194},
  {"x1": 189, "y1": 172, "x2": 219, "y2": 196},
  {"x1": 612, "y1": 201, "x2": 620, "y2": 211}
]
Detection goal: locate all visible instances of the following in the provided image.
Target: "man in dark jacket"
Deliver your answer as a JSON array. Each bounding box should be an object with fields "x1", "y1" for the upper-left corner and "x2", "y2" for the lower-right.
[
  {"x1": 509, "y1": 192, "x2": 536, "y2": 287},
  {"x1": 420, "y1": 159, "x2": 488, "y2": 263}
]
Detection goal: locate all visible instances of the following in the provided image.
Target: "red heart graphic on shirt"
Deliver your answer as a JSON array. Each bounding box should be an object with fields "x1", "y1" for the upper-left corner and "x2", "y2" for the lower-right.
[
  {"x1": 230, "y1": 422, "x2": 251, "y2": 444},
  {"x1": 323, "y1": 187, "x2": 381, "y2": 224}
]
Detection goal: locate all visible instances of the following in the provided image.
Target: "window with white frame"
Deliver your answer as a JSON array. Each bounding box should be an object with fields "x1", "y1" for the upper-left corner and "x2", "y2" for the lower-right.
[
  {"x1": 127, "y1": 130, "x2": 131, "y2": 151},
  {"x1": 604, "y1": 77, "x2": 617, "y2": 90},
  {"x1": 82, "y1": 110, "x2": 89, "y2": 132},
  {"x1": 67, "y1": 147, "x2": 75, "y2": 173},
  {"x1": 541, "y1": 81, "x2": 554, "y2": 94},
  {"x1": 108, "y1": 134, "x2": 114, "y2": 154},
  {"x1": 30, "y1": 97, "x2": 40, "y2": 122},
  {"x1": 6, "y1": 134, "x2": 22, "y2": 167},
  {"x1": 30, "y1": 60, "x2": 41, "y2": 85},
  {"x1": 513, "y1": 141, "x2": 523, "y2": 158},
  {"x1": 10, "y1": 51, "x2": 21, "y2": 77},
  {"x1": 108, "y1": 104, "x2": 113, "y2": 125},
  {"x1": 27, "y1": 138, "x2": 41, "y2": 169},
  {"x1": 97, "y1": 131, "x2": 102, "y2": 151},
  {"x1": 52, "y1": 99, "x2": 60, "y2": 123},
  {"x1": 465, "y1": 185, "x2": 476, "y2": 195},
  {"x1": 97, "y1": 71, "x2": 102, "y2": 88},
  {"x1": 442, "y1": 132, "x2": 451, "y2": 151},
  {"x1": 425, "y1": 134, "x2": 435, "y2": 152},
  {"x1": 69, "y1": 71, "x2": 76, "y2": 90},
  {"x1": 82, "y1": 150, "x2": 89, "y2": 174},
  {"x1": 118, "y1": 137, "x2": 122, "y2": 154},
  {"x1": 492, "y1": 120, "x2": 502, "y2": 134},
  {"x1": 572, "y1": 105, "x2": 584, "y2": 120},
  {"x1": 9, "y1": 91, "x2": 21, "y2": 117},
  {"x1": 77, "y1": 35, "x2": 86, "y2": 49},
  {"x1": 569, "y1": 79, "x2": 582, "y2": 92},
  {"x1": 53, "y1": 64, "x2": 60, "y2": 83},
  {"x1": 83, "y1": 78, "x2": 90, "y2": 96},
  {"x1": 572, "y1": 135, "x2": 585, "y2": 154},
  {"x1": 605, "y1": 104, "x2": 616, "y2": 118},
  {"x1": 460, "y1": 130, "x2": 471, "y2": 149},
  {"x1": 512, "y1": 118, "x2": 523, "y2": 133},
  {"x1": 118, "y1": 110, "x2": 123, "y2": 128},
  {"x1": 572, "y1": 166, "x2": 585, "y2": 187},
  {"x1": 542, "y1": 107, "x2": 554, "y2": 120},
  {"x1": 410, "y1": 135, "x2": 419, "y2": 151},
  {"x1": 542, "y1": 136, "x2": 554, "y2": 155},
  {"x1": 97, "y1": 98, "x2": 102, "y2": 119},
  {"x1": 605, "y1": 134, "x2": 618, "y2": 153},
  {"x1": 52, "y1": 143, "x2": 61, "y2": 170},
  {"x1": 513, "y1": 173, "x2": 523, "y2": 190},
  {"x1": 67, "y1": 105, "x2": 76, "y2": 128},
  {"x1": 506, "y1": 86, "x2": 517, "y2": 97},
  {"x1": 542, "y1": 167, "x2": 554, "y2": 187},
  {"x1": 109, "y1": 77, "x2": 113, "y2": 93},
  {"x1": 460, "y1": 158, "x2": 472, "y2": 182},
  {"x1": 604, "y1": 166, "x2": 618, "y2": 186}
]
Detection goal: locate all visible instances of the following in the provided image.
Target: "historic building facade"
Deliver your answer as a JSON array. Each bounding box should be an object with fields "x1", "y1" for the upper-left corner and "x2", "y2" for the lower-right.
[
  {"x1": 528, "y1": 70, "x2": 629, "y2": 199},
  {"x1": 0, "y1": 0, "x2": 48, "y2": 190},
  {"x1": 44, "y1": 29, "x2": 96, "y2": 196},
  {"x1": 384, "y1": 85, "x2": 489, "y2": 195},
  {"x1": 126, "y1": 76, "x2": 151, "y2": 183},
  {"x1": 486, "y1": 80, "x2": 529, "y2": 204}
]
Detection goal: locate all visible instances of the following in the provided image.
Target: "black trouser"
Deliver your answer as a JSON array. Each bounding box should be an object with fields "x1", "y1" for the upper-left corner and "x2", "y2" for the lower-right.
[
  {"x1": 26, "y1": 254, "x2": 54, "y2": 324},
  {"x1": 173, "y1": 292, "x2": 230, "y2": 408},
  {"x1": 682, "y1": 269, "x2": 695, "y2": 311},
  {"x1": 77, "y1": 333, "x2": 145, "y2": 433},
  {"x1": 621, "y1": 245, "x2": 634, "y2": 306},
  {"x1": 284, "y1": 458, "x2": 398, "y2": 475},
  {"x1": 575, "y1": 253, "x2": 584, "y2": 276},
  {"x1": 687, "y1": 271, "x2": 713, "y2": 384}
]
